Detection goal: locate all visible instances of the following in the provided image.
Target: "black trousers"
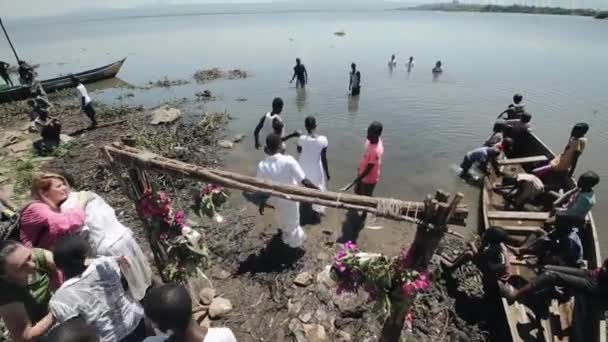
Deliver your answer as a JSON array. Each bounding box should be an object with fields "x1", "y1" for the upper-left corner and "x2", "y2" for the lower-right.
[
  {"x1": 532, "y1": 265, "x2": 598, "y2": 295},
  {"x1": 83, "y1": 102, "x2": 97, "y2": 125}
]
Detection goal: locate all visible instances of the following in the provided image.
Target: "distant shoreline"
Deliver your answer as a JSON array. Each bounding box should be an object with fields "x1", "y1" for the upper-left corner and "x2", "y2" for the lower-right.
[{"x1": 399, "y1": 3, "x2": 608, "y2": 20}]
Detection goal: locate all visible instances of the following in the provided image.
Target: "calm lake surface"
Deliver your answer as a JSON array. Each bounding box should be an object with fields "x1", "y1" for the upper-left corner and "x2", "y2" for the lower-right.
[{"x1": 5, "y1": 10, "x2": 608, "y2": 250}]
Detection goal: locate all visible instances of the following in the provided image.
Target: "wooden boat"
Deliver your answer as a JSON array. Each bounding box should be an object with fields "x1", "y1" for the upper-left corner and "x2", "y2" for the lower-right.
[
  {"x1": 481, "y1": 131, "x2": 605, "y2": 342},
  {"x1": 0, "y1": 58, "x2": 126, "y2": 103}
]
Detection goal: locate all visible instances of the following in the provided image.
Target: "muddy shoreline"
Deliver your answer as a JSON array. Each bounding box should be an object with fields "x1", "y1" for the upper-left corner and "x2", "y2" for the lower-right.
[{"x1": 0, "y1": 84, "x2": 491, "y2": 341}]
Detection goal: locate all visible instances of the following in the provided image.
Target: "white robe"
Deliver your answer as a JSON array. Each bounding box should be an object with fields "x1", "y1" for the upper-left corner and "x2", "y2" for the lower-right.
[
  {"x1": 297, "y1": 134, "x2": 328, "y2": 213},
  {"x1": 256, "y1": 153, "x2": 307, "y2": 247},
  {"x1": 62, "y1": 192, "x2": 152, "y2": 300}
]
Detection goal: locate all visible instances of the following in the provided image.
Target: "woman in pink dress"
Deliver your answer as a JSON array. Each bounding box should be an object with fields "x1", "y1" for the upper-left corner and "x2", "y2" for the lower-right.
[{"x1": 19, "y1": 173, "x2": 91, "y2": 250}]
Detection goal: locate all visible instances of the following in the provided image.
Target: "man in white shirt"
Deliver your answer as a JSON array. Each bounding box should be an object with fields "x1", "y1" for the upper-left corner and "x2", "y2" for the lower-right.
[
  {"x1": 50, "y1": 235, "x2": 146, "y2": 342},
  {"x1": 256, "y1": 133, "x2": 319, "y2": 249},
  {"x1": 71, "y1": 76, "x2": 97, "y2": 128},
  {"x1": 143, "y1": 284, "x2": 237, "y2": 342}
]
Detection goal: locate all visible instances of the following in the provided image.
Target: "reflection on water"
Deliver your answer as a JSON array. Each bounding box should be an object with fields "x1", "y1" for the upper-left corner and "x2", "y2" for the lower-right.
[
  {"x1": 295, "y1": 87, "x2": 307, "y2": 113},
  {"x1": 348, "y1": 94, "x2": 360, "y2": 113}
]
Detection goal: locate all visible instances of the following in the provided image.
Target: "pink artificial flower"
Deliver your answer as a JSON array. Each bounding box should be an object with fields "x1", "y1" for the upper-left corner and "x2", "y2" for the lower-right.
[
  {"x1": 173, "y1": 210, "x2": 186, "y2": 227},
  {"x1": 344, "y1": 241, "x2": 356, "y2": 251},
  {"x1": 405, "y1": 312, "x2": 414, "y2": 323},
  {"x1": 334, "y1": 261, "x2": 347, "y2": 273},
  {"x1": 402, "y1": 282, "x2": 416, "y2": 296}
]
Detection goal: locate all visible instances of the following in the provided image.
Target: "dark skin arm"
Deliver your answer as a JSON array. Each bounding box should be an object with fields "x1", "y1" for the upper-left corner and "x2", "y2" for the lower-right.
[
  {"x1": 342, "y1": 163, "x2": 374, "y2": 192},
  {"x1": 258, "y1": 178, "x2": 319, "y2": 214},
  {"x1": 290, "y1": 67, "x2": 297, "y2": 83},
  {"x1": 281, "y1": 130, "x2": 301, "y2": 142},
  {"x1": 303, "y1": 66, "x2": 308, "y2": 84},
  {"x1": 349, "y1": 73, "x2": 353, "y2": 90},
  {"x1": 569, "y1": 151, "x2": 581, "y2": 177},
  {"x1": 253, "y1": 116, "x2": 266, "y2": 149},
  {"x1": 321, "y1": 147, "x2": 330, "y2": 181}
]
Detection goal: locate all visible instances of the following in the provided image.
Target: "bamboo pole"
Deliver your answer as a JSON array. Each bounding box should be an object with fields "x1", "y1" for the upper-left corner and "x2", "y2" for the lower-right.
[{"x1": 103, "y1": 143, "x2": 468, "y2": 224}]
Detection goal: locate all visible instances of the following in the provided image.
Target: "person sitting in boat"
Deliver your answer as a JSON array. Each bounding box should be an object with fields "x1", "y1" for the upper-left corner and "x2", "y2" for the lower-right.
[
  {"x1": 441, "y1": 226, "x2": 510, "y2": 279},
  {"x1": 505, "y1": 112, "x2": 531, "y2": 136},
  {"x1": 0, "y1": 61, "x2": 13, "y2": 86},
  {"x1": 432, "y1": 60, "x2": 443, "y2": 73},
  {"x1": 498, "y1": 93, "x2": 525, "y2": 120},
  {"x1": 459, "y1": 138, "x2": 512, "y2": 179},
  {"x1": 533, "y1": 123, "x2": 588, "y2": 178},
  {"x1": 550, "y1": 170, "x2": 599, "y2": 224},
  {"x1": 484, "y1": 120, "x2": 507, "y2": 147},
  {"x1": 499, "y1": 257, "x2": 608, "y2": 303},
  {"x1": 495, "y1": 173, "x2": 544, "y2": 210}
]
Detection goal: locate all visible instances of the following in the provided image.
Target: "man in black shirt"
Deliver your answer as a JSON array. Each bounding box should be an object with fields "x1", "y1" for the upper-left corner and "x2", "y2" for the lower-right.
[
  {"x1": 290, "y1": 58, "x2": 308, "y2": 88},
  {"x1": 0, "y1": 61, "x2": 13, "y2": 86}
]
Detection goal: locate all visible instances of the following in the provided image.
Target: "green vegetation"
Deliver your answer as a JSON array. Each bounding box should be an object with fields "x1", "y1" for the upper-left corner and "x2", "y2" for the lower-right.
[
  {"x1": 403, "y1": 3, "x2": 607, "y2": 19},
  {"x1": 15, "y1": 158, "x2": 35, "y2": 194}
]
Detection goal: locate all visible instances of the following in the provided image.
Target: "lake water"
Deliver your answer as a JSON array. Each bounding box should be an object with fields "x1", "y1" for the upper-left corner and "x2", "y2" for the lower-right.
[{"x1": 4, "y1": 10, "x2": 608, "y2": 251}]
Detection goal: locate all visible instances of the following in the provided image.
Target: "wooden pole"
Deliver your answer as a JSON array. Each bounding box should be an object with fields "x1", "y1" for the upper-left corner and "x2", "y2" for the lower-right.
[
  {"x1": 102, "y1": 143, "x2": 468, "y2": 224},
  {"x1": 379, "y1": 191, "x2": 464, "y2": 342},
  {"x1": 0, "y1": 18, "x2": 21, "y2": 63}
]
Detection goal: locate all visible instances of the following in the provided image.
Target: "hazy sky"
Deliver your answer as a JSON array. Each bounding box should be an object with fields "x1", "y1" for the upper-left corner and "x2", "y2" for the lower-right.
[{"x1": 0, "y1": 0, "x2": 605, "y2": 19}]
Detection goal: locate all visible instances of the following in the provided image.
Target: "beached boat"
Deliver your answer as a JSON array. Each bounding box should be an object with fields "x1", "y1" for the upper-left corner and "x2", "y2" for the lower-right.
[
  {"x1": 481, "y1": 131, "x2": 605, "y2": 342},
  {"x1": 0, "y1": 58, "x2": 126, "y2": 104}
]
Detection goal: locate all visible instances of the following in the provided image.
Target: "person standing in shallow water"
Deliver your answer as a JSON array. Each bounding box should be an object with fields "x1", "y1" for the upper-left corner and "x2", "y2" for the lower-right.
[
  {"x1": 254, "y1": 97, "x2": 285, "y2": 150},
  {"x1": 341, "y1": 122, "x2": 384, "y2": 221},
  {"x1": 290, "y1": 58, "x2": 308, "y2": 88},
  {"x1": 406, "y1": 56, "x2": 414, "y2": 72},
  {"x1": 256, "y1": 133, "x2": 319, "y2": 250},
  {"x1": 432, "y1": 60, "x2": 443, "y2": 73},
  {"x1": 297, "y1": 116, "x2": 330, "y2": 221},
  {"x1": 349, "y1": 63, "x2": 362, "y2": 96}
]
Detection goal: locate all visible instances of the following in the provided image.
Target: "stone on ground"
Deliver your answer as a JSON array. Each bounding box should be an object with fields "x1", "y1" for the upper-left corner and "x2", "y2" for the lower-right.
[
  {"x1": 208, "y1": 297, "x2": 233, "y2": 319},
  {"x1": 303, "y1": 324, "x2": 328, "y2": 342},
  {"x1": 150, "y1": 106, "x2": 181, "y2": 125},
  {"x1": 218, "y1": 140, "x2": 234, "y2": 149},
  {"x1": 8, "y1": 139, "x2": 32, "y2": 153},
  {"x1": 294, "y1": 272, "x2": 313, "y2": 287},
  {"x1": 198, "y1": 288, "x2": 217, "y2": 305}
]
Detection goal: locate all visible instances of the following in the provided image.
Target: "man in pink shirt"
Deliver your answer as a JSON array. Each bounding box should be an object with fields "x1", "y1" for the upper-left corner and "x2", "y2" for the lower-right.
[{"x1": 342, "y1": 121, "x2": 384, "y2": 220}]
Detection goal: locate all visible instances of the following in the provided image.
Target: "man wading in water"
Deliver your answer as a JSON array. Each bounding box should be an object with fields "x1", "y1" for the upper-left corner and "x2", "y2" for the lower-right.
[
  {"x1": 289, "y1": 58, "x2": 308, "y2": 88},
  {"x1": 254, "y1": 97, "x2": 285, "y2": 150}
]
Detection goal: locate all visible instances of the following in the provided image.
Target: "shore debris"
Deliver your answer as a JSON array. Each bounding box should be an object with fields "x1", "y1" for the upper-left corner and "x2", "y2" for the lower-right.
[
  {"x1": 150, "y1": 106, "x2": 181, "y2": 125},
  {"x1": 217, "y1": 140, "x2": 234, "y2": 149},
  {"x1": 294, "y1": 272, "x2": 314, "y2": 287},
  {"x1": 195, "y1": 90, "x2": 217, "y2": 101}
]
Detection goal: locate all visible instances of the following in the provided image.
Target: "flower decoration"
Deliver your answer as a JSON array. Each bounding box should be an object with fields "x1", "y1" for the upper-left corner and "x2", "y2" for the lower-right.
[
  {"x1": 192, "y1": 183, "x2": 229, "y2": 219},
  {"x1": 331, "y1": 242, "x2": 432, "y2": 316}
]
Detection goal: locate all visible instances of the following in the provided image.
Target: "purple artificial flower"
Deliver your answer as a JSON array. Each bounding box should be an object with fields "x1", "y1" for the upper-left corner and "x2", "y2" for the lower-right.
[{"x1": 173, "y1": 210, "x2": 186, "y2": 227}]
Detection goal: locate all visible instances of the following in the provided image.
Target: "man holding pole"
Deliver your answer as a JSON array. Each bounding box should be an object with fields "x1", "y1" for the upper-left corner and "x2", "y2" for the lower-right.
[{"x1": 256, "y1": 133, "x2": 319, "y2": 249}]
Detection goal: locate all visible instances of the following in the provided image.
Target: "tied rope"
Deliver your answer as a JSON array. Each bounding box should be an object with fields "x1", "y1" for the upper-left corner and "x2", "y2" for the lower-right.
[{"x1": 377, "y1": 198, "x2": 405, "y2": 220}]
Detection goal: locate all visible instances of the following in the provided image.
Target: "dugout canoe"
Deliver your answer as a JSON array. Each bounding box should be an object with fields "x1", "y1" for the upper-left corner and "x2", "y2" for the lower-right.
[
  {"x1": 481, "y1": 131, "x2": 605, "y2": 342},
  {"x1": 0, "y1": 58, "x2": 126, "y2": 103}
]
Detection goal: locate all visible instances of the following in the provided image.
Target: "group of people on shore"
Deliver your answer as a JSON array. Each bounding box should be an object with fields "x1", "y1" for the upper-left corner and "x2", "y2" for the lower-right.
[
  {"x1": 0, "y1": 173, "x2": 238, "y2": 342},
  {"x1": 253, "y1": 96, "x2": 384, "y2": 250}
]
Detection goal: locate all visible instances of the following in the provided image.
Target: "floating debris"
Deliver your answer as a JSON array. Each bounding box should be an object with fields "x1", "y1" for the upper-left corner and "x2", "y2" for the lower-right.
[
  {"x1": 334, "y1": 31, "x2": 346, "y2": 36},
  {"x1": 193, "y1": 68, "x2": 249, "y2": 83},
  {"x1": 145, "y1": 76, "x2": 189, "y2": 88}
]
